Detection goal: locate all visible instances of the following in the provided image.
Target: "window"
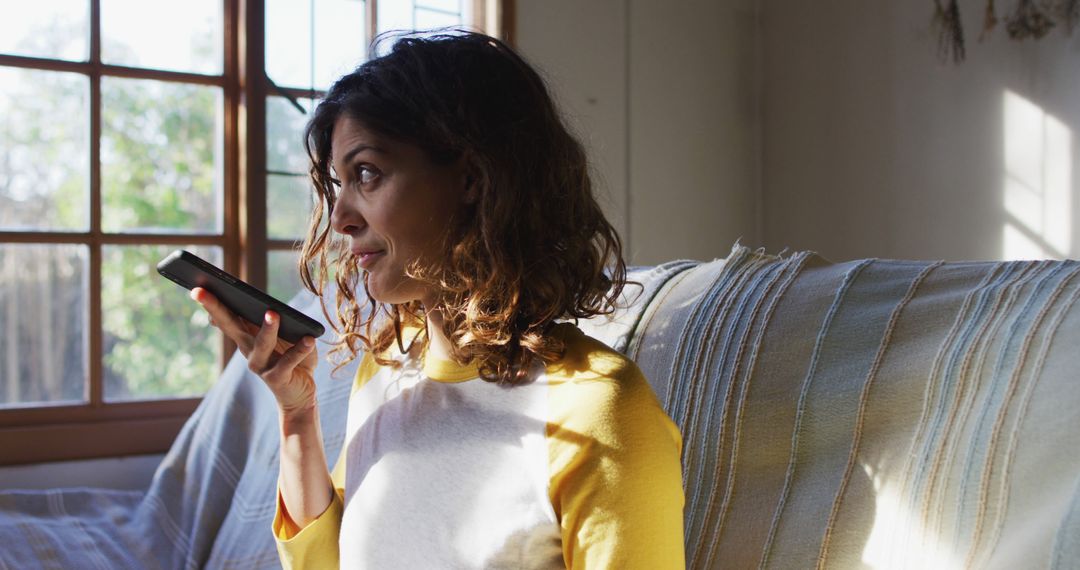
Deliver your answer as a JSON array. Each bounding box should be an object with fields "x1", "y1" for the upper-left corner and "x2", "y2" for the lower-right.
[{"x1": 0, "y1": 0, "x2": 510, "y2": 465}]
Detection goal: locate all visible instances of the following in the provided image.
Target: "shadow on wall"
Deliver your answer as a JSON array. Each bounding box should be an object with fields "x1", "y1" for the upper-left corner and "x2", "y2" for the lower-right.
[{"x1": 1002, "y1": 90, "x2": 1073, "y2": 261}]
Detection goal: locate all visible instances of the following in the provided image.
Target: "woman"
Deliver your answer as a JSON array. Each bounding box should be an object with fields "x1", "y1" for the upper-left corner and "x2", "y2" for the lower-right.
[{"x1": 192, "y1": 31, "x2": 684, "y2": 568}]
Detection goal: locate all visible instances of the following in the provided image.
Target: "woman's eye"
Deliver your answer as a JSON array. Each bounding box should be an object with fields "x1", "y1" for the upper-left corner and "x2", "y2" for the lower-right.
[{"x1": 359, "y1": 167, "x2": 378, "y2": 185}]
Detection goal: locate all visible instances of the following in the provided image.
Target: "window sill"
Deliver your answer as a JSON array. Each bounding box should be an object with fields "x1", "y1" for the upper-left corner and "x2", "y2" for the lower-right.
[{"x1": 0, "y1": 399, "x2": 199, "y2": 466}]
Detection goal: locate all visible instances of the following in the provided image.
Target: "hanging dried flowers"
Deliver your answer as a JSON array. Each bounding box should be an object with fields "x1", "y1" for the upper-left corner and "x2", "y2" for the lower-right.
[
  {"x1": 980, "y1": 0, "x2": 999, "y2": 40},
  {"x1": 1007, "y1": 0, "x2": 1056, "y2": 39},
  {"x1": 934, "y1": 0, "x2": 967, "y2": 62},
  {"x1": 934, "y1": 0, "x2": 1078, "y2": 62}
]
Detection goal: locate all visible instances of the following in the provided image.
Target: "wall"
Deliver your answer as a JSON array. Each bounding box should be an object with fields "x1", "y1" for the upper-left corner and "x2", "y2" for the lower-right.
[
  {"x1": 518, "y1": 0, "x2": 1080, "y2": 264},
  {"x1": 761, "y1": 1, "x2": 1080, "y2": 262},
  {"x1": 515, "y1": 0, "x2": 759, "y2": 265}
]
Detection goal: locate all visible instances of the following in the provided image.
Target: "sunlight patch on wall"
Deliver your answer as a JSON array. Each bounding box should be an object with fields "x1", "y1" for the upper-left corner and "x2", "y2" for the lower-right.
[{"x1": 1002, "y1": 90, "x2": 1073, "y2": 260}]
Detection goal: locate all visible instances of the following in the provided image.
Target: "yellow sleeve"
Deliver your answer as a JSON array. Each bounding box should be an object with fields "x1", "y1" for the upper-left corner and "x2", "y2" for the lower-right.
[
  {"x1": 272, "y1": 485, "x2": 343, "y2": 569},
  {"x1": 546, "y1": 327, "x2": 686, "y2": 569},
  {"x1": 271, "y1": 352, "x2": 381, "y2": 569}
]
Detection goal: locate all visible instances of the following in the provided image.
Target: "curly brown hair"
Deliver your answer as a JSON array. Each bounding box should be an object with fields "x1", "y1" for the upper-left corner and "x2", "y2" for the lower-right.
[{"x1": 298, "y1": 31, "x2": 627, "y2": 385}]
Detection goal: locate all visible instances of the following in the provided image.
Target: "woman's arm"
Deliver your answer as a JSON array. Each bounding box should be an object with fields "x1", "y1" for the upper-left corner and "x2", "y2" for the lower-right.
[
  {"x1": 278, "y1": 406, "x2": 335, "y2": 530},
  {"x1": 546, "y1": 328, "x2": 686, "y2": 569},
  {"x1": 190, "y1": 287, "x2": 335, "y2": 530}
]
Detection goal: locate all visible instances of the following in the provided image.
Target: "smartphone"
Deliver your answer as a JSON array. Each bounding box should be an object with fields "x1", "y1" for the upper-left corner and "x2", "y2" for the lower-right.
[{"x1": 157, "y1": 249, "x2": 325, "y2": 343}]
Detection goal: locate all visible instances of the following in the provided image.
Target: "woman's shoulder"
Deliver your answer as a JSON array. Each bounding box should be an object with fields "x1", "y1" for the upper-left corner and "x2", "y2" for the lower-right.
[
  {"x1": 546, "y1": 322, "x2": 640, "y2": 380},
  {"x1": 544, "y1": 322, "x2": 680, "y2": 453},
  {"x1": 544, "y1": 322, "x2": 660, "y2": 417}
]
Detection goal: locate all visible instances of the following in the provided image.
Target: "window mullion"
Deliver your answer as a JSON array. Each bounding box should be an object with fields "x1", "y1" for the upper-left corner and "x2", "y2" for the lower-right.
[
  {"x1": 367, "y1": 0, "x2": 378, "y2": 52},
  {"x1": 240, "y1": 0, "x2": 268, "y2": 289},
  {"x1": 235, "y1": 0, "x2": 268, "y2": 362},
  {"x1": 88, "y1": 0, "x2": 104, "y2": 409},
  {"x1": 221, "y1": 0, "x2": 241, "y2": 369}
]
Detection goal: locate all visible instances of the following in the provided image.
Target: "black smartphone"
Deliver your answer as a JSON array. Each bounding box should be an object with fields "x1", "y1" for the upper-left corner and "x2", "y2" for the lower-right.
[{"x1": 157, "y1": 249, "x2": 325, "y2": 343}]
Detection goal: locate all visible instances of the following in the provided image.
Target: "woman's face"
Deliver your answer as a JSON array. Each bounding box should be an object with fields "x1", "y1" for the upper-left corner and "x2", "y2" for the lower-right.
[{"x1": 328, "y1": 114, "x2": 466, "y2": 307}]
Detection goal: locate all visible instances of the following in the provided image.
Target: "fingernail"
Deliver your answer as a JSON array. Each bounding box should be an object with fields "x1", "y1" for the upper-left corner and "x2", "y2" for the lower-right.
[
  {"x1": 265, "y1": 312, "x2": 275, "y2": 325},
  {"x1": 189, "y1": 289, "x2": 199, "y2": 301},
  {"x1": 302, "y1": 337, "x2": 314, "y2": 347}
]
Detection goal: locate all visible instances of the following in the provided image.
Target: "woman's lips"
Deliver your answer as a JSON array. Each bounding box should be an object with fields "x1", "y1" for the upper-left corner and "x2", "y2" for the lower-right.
[{"x1": 356, "y1": 250, "x2": 384, "y2": 269}]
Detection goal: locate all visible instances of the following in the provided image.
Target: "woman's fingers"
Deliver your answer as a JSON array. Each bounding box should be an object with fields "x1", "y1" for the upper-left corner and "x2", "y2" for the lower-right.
[
  {"x1": 271, "y1": 337, "x2": 317, "y2": 381},
  {"x1": 189, "y1": 287, "x2": 317, "y2": 411},
  {"x1": 190, "y1": 287, "x2": 254, "y2": 353},
  {"x1": 248, "y1": 310, "x2": 281, "y2": 374}
]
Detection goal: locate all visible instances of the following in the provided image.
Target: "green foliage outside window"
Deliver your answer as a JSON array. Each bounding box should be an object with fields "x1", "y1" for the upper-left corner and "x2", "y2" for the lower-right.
[
  {"x1": 1, "y1": 18, "x2": 324, "y2": 405},
  {"x1": 1, "y1": 27, "x2": 229, "y2": 403}
]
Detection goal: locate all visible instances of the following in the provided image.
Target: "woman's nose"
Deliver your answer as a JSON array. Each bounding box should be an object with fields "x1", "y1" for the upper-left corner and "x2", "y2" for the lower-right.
[{"x1": 329, "y1": 196, "x2": 364, "y2": 235}]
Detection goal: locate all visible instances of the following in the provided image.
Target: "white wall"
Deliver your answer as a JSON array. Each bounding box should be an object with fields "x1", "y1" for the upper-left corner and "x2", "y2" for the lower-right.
[
  {"x1": 761, "y1": 1, "x2": 1080, "y2": 262},
  {"x1": 519, "y1": 0, "x2": 1080, "y2": 264},
  {"x1": 516, "y1": 0, "x2": 759, "y2": 265}
]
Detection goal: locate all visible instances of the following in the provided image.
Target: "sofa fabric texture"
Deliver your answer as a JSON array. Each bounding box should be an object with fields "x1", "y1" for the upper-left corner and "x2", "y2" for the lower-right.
[
  {"x1": 628, "y1": 245, "x2": 1080, "y2": 569},
  {"x1": 0, "y1": 244, "x2": 1078, "y2": 569}
]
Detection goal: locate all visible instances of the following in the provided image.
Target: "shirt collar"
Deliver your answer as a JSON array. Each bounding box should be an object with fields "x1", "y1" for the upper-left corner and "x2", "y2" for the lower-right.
[{"x1": 421, "y1": 350, "x2": 481, "y2": 383}]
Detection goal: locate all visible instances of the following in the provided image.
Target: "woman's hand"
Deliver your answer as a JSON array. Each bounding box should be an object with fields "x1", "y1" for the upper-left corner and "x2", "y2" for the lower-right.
[{"x1": 190, "y1": 287, "x2": 320, "y2": 416}]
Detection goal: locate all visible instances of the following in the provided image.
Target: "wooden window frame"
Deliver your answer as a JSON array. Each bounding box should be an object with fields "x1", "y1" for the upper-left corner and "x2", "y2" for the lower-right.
[{"x1": 0, "y1": 0, "x2": 513, "y2": 467}]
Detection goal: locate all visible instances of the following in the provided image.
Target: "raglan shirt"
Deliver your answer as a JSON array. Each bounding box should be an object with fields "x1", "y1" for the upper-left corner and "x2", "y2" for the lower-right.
[{"x1": 272, "y1": 323, "x2": 685, "y2": 569}]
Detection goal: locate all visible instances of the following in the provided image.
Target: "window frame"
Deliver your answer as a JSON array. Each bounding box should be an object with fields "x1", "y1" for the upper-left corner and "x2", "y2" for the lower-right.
[{"x1": 0, "y1": 0, "x2": 514, "y2": 466}]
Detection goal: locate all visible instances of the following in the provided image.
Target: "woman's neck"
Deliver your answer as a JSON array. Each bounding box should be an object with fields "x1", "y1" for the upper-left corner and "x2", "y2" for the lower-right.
[{"x1": 424, "y1": 307, "x2": 455, "y2": 362}]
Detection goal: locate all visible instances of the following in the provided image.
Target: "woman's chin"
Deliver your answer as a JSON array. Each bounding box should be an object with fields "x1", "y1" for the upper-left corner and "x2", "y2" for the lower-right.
[
  {"x1": 364, "y1": 276, "x2": 415, "y2": 306},
  {"x1": 364, "y1": 283, "x2": 393, "y2": 304}
]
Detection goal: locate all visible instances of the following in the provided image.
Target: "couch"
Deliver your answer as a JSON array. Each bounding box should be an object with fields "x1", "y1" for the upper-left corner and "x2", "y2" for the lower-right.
[{"x1": 2, "y1": 243, "x2": 1078, "y2": 569}]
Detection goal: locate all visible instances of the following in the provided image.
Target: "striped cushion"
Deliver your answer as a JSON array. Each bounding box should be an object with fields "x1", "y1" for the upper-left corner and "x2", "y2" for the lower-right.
[{"x1": 623, "y1": 245, "x2": 1080, "y2": 569}]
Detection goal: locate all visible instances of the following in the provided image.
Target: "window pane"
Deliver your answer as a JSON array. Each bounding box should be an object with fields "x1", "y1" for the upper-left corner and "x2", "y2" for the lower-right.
[
  {"x1": 103, "y1": 244, "x2": 221, "y2": 401},
  {"x1": 267, "y1": 0, "x2": 366, "y2": 90},
  {"x1": 101, "y1": 77, "x2": 223, "y2": 234},
  {"x1": 268, "y1": 249, "x2": 303, "y2": 302},
  {"x1": 0, "y1": 0, "x2": 88, "y2": 61},
  {"x1": 101, "y1": 0, "x2": 223, "y2": 74},
  {"x1": 0, "y1": 244, "x2": 87, "y2": 408},
  {"x1": 417, "y1": 0, "x2": 462, "y2": 13},
  {"x1": 267, "y1": 95, "x2": 314, "y2": 173},
  {"x1": 0, "y1": 68, "x2": 89, "y2": 231},
  {"x1": 314, "y1": 0, "x2": 367, "y2": 89},
  {"x1": 414, "y1": 4, "x2": 464, "y2": 29},
  {"x1": 378, "y1": 0, "x2": 465, "y2": 36},
  {"x1": 266, "y1": 0, "x2": 312, "y2": 89},
  {"x1": 268, "y1": 174, "x2": 315, "y2": 240},
  {"x1": 267, "y1": 95, "x2": 317, "y2": 240}
]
